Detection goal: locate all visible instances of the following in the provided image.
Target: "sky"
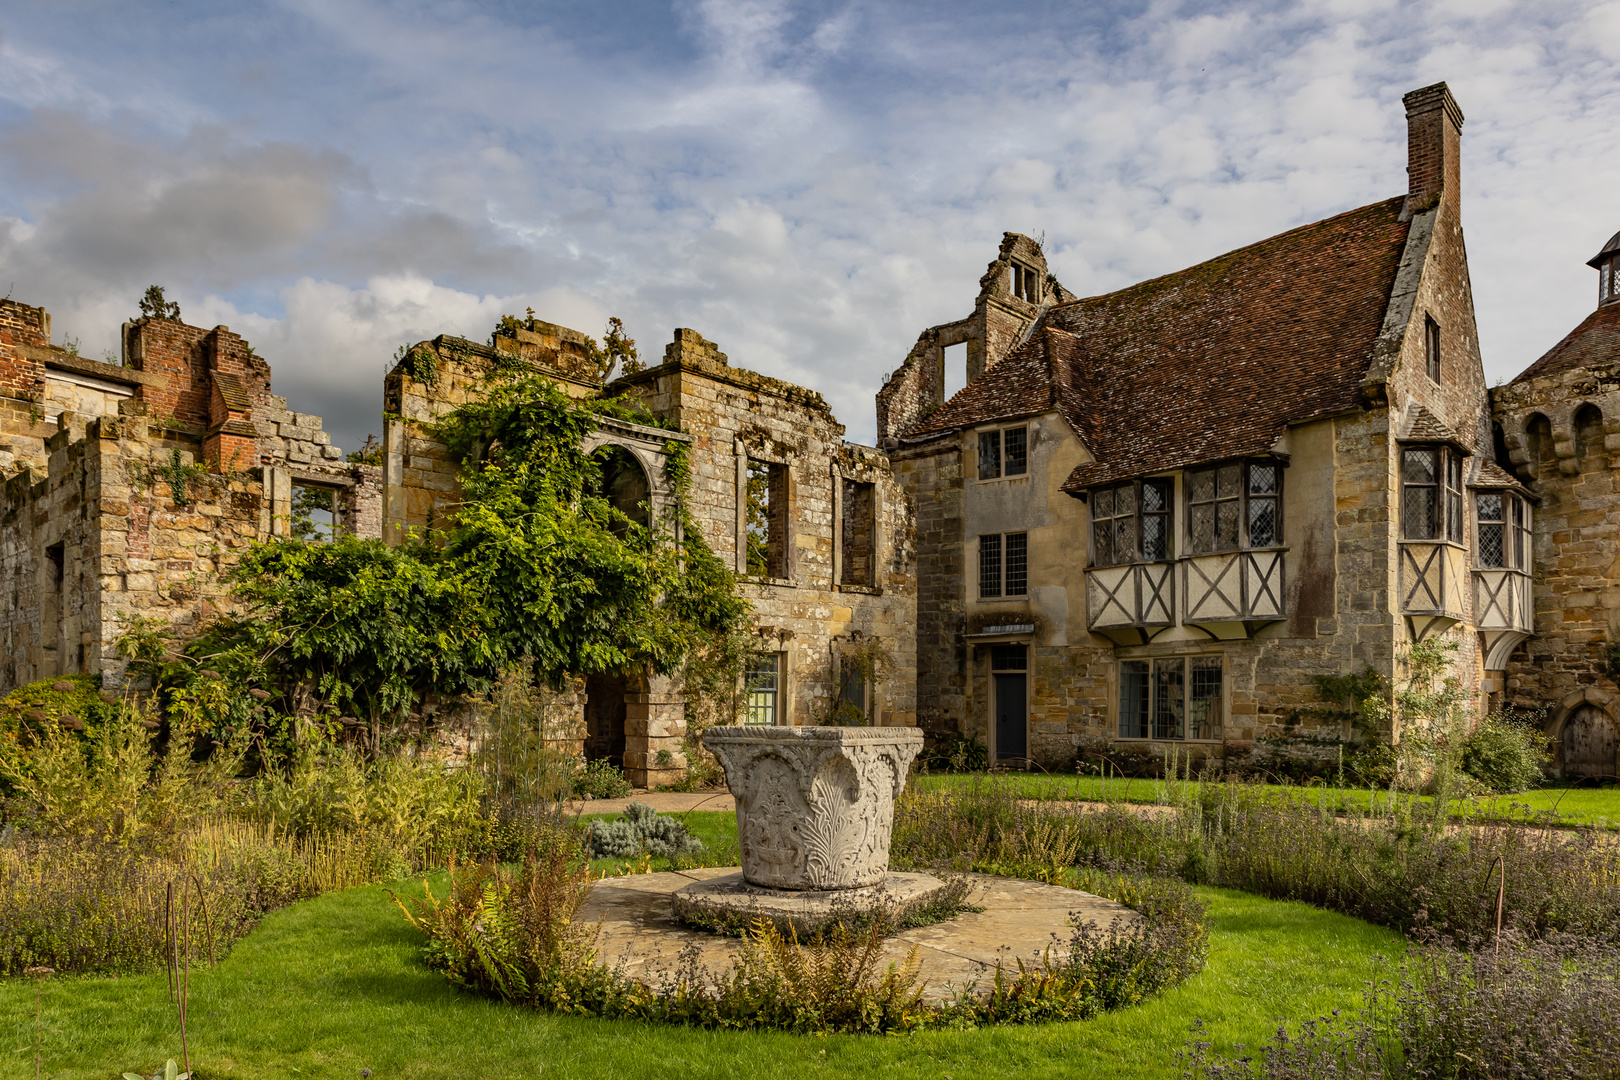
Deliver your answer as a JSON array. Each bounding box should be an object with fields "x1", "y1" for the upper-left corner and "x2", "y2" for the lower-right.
[{"x1": 1, "y1": 0, "x2": 1617, "y2": 451}]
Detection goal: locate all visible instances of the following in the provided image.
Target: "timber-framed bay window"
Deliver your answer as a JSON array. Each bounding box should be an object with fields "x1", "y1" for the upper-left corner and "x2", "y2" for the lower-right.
[
  {"x1": 1118, "y1": 655, "x2": 1224, "y2": 741},
  {"x1": 1402, "y1": 446, "x2": 1465, "y2": 543},
  {"x1": 1475, "y1": 491, "x2": 1532, "y2": 570},
  {"x1": 1186, "y1": 460, "x2": 1281, "y2": 553},
  {"x1": 1091, "y1": 479, "x2": 1172, "y2": 566}
]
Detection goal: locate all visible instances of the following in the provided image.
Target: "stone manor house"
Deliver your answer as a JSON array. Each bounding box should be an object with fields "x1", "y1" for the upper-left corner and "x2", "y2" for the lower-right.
[{"x1": 3, "y1": 82, "x2": 1620, "y2": 780}]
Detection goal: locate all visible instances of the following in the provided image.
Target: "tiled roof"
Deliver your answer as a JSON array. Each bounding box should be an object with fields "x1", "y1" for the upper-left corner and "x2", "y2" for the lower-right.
[
  {"x1": 900, "y1": 196, "x2": 1414, "y2": 491},
  {"x1": 1469, "y1": 458, "x2": 1524, "y2": 489},
  {"x1": 1398, "y1": 403, "x2": 1466, "y2": 447},
  {"x1": 1511, "y1": 301, "x2": 1620, "y2": 384},
  {"x1": 904, "y1": 330, "x2": 1067, "y2": 437}
]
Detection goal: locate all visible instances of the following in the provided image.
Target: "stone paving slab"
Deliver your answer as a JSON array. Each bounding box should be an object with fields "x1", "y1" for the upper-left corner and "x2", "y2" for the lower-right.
[
  {"x1": 567, "y1": 791, "x2": 736, "y2": 816},
  {"x1": 578, "y1": 868, "x2": 1137, "y2": 1003}
]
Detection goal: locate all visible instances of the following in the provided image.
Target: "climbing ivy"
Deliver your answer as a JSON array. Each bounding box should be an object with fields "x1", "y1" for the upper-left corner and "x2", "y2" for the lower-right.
[{"x1": 177, "y1": 370, "x2": 749, "y2": 745}]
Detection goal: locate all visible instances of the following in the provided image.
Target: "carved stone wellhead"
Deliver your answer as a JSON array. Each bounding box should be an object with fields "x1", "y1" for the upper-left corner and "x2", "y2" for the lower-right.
[{"x1": 703, "y1": 725, "x2": 923, "y2": 890}]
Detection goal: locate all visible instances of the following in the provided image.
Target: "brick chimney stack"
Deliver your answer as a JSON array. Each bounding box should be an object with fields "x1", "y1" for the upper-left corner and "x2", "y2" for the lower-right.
[{"x1": 1403, "y1": 82, "x2": 1465, "y2": 219}]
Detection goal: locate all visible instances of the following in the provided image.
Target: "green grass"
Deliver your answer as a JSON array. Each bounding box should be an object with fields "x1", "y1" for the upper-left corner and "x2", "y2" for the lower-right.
[
  {"x1": 914, "y1": 771, "x2": 1620, "y2": 828},
  {"x1": 5, "y1": 872, "x2": 1399, "y2": 1079}
]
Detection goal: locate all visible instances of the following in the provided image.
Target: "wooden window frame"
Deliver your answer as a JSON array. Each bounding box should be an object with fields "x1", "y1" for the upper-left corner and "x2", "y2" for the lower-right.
[
  {"x1": 1401, "y1": 446, "x2": 1466, "y2": 544},
  {"x1": 1117, "y1": 654, "x2": 1225, "y2": 743},
  {"x1": 1089, "y1": 478, "x2": 1173, "y2": 567},
  {"x1": 1475, "y1": 491, "x2": 1530, "y2": 570},
  {"x1": 977, "y1": 425, "x2": 1029, "y2": 481},
  {"x1": 1184, "y1": 460, "x2": 1283, "y2": 555},
  {"x1": 1425, "y1": 314, "x2": 1442, "y2": 383},
  {"x1": 745, "y1": 653, "x2": 783, "y2": 726}
]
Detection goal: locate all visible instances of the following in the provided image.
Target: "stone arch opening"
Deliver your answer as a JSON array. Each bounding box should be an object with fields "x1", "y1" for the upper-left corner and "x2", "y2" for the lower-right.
[
  {"x1": 1559, "y1": 702, "x2": 1619, "y2": 780},
  {"x1": 591, "y1": 444, "x2": 651, "y2": 535},
  {"x1": 1574, "y1": 403, "x2": 1605, "y2": 465},
  {"x1": 584, "y1": 668, "x2": 641, "y2": 769},
  {"x1": 1525, "y1": 413, "x2": 1554, "y2": 473}
]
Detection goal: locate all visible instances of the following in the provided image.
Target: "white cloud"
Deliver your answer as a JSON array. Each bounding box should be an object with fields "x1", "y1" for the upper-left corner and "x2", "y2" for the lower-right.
[{"x1": 0, "y1": 0, "x2": 1615, "y2": 451}]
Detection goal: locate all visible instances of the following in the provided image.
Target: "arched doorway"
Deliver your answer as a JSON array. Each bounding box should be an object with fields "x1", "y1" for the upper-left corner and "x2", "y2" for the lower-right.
[
  {"x1": 591, "y1": 446, "x2": 651, "y2": 536},
  {"x1": 1562, "y1": 705, "x2": 1618, "y2": 779}
]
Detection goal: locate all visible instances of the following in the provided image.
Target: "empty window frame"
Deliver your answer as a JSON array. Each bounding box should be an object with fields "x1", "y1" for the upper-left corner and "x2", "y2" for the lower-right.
[
  {"x1": 291, "y1": 483, "x2": 341, "y2": 541},
  {"x1": 1401, "y1": 447, "x2": 1465, "y2": 542},
  {"x1": 977, "y1": 425, "x2": 1028, "y2": 480},
  {"x1": 978, "y1": 532, "x2": 1029, "y2": 598},
  {"x1": 840, "y1": 478, "x2": 876, "y2": 587},
  {"x1": 1476, "y1": 492, "x2": 1531, "y2": 569},
  {"x1": 1090, "y1": 479, "x2": 1172, "y2": 566},
  {"x1": 836, "y1": 659, "x2": 867, "y2": 724},
  {"x1": 745, "y1": 654, "x2": 782, "y2": 726},
  {"x1": 1425, "y1": 315, "x2": 1442, "y2": 383},
  {"x1": 1118, "y1": 656, "x2": 1224, "y2": 741},
  {"x1": 745, "y1": 459, "x2": 789, "y2": 578},
  {"x1": 1186, "y1": 460, "x2": 1281, "y2": 554},
  {"x1": 1009, "y1": 263, "x2": 1040, "y2": 302}
]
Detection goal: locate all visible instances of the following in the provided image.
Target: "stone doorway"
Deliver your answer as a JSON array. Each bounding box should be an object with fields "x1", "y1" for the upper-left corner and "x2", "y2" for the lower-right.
[
  {"x1": 585, "y1": 672, "x2": 630, "y2": 768},
  {"x1": 1562, "y1": 704, "x2": 1618, "y2": 779}
]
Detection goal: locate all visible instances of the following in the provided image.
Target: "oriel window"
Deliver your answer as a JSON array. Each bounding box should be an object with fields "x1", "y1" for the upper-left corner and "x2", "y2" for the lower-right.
[
  {"x1": 1476, "y1": 492, "x2": 1531, "y2": 570},
  {"x1": 1402, "y1": 447, "x2": 1466, "y2": 542},
  {"x1": 1091, "y1": 479, "x2": 1172, "y2": 566},
  {"x1": 1186, "y1": 461, "x2": 1282, "y2": 554}
]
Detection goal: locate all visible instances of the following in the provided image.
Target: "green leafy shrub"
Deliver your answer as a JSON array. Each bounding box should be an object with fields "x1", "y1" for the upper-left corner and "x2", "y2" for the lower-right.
[
  {"x1": 1461, "y1": 710, "x2": 1550, "y2": 794},
  {"x1": 586, "y1": 802, "x2": 703, "y2": 859},
  {"x1": 574, "y1": 758, "x2": 632, "y2": 800},
  {"x1": 926, "y1": 732, "x2": 988, "y2": 772}
]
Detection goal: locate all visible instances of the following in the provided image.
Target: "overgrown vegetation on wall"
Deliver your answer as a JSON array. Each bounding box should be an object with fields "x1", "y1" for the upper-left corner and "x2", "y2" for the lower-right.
[{"x1": 119, "y1": 370, "x2": 748, "y2": 762}]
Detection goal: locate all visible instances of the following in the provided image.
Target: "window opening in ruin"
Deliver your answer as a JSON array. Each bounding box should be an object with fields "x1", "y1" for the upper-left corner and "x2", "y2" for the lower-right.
[
  {"x1": 943, "y1": 341, "x2": 967, "y2": 401},
  {"x1": 1575, "y1": 404, "x2": 1605, "y2": 463},
  {"x1": 839, "y1": 478, "x2": 876, "y2": 587},
  {"x1": 46, "y1": 542, "x2": 64, "y2": 593},
  {"x1": 1425, "y1": 315, "x2": 1442, "y2": 383},
  {"x1": 978, "y1": 532, "x2": 1029, "y2": 598},
  {"x1": 745, "y1": 654, "x2": 781, "y2": 725},
  {"x1": 745, "y1": 459, "x2": 788, "y2": 578},
  {"x1": 1009, "y1": 264, "x2": 1039, "y2": 303},
  {"x1": 978, "y1": 426, "x2": 1028, "y2": 481},
  {"x1": 592, "y1": 445, "x2": 651, "y2": 538},
  {"x1": 837, "y1": 661, "x2": 867, "y2": 723},
  {"x1": 291, "y1": 483, "x2": 340, "y2": 541},
  {"x1": 1187, "y1": 460, "x2": 1281, "y2": 554},
  {"x1": 1401, "y1": 447, "x2": 1464, "y2": 542},
  {"x1": 1118, "y1": 655, "x2": 1223, "y2": 742},
  {"x1": 1091, "y1": 478, "x2": 1173, "y2": 565}
]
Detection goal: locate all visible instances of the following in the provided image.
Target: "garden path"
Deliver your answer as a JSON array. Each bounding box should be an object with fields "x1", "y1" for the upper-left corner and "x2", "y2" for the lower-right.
[
  {"x1": 581, "y1": 868, "x2": 1136, "y2": 1003},
  {"x1": 569, "y1": 790, "x2": 736, "y2": 815}
]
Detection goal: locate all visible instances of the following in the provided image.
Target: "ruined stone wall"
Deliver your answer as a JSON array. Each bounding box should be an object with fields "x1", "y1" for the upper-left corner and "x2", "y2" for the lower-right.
[
  {"x1": 1493, "y1": 360, "x2": 1620, "y2": 742},
  {"x1": 889, "y1": 436, "x2": 965, "y2": 737},
  {"x1": 612, "y1": 330, "x2": 918, "y2": 754},
  {"x1": 0, "y1": 400, "x2": 266, "y2": 692},
  {"x1": 382, "y1": 332, "x2": 600, "y2": 544}
]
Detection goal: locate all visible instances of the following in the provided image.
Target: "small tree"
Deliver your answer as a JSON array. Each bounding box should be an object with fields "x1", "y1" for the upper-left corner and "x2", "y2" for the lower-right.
[{"x1": 138, "y1": 285, "x2": 182, "y2": 322}]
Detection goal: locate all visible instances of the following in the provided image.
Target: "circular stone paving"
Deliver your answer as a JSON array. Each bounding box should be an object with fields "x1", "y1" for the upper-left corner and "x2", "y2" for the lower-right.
[{"x1": 581, "y1": 867, "x2": 1139, "y2": 1003}]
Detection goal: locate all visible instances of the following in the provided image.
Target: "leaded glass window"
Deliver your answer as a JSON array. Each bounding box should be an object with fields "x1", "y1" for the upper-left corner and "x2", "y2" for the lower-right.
[
  {"x1": 1477, "y1": 493, "x2": 1505, "y2": 567},
  {"x1": 978, "y1": 431, "x2": 1001, "y2": 480},
  {"x1": 1187, "y1": 461, "x2": 1282, "y2": 553},
  {"x1": 1118, "y1": 656, "x2": 1224, "y2": 742},
  {"x1": 1004, "y1": 532, "x2": 1028, "y2": 596},
  {"x1": 1402, "y1": 448, "x2": 1439, "y2": 539},
  {"x1": 977, "y1": 426, "x2": 1028, "y2": 480},
  {"x1": 979, "y1": 534, "x2": 1002, "y2": 598},
  {"x1": 1092, "y1": 479, "x2": 1171, "y2": 565}
]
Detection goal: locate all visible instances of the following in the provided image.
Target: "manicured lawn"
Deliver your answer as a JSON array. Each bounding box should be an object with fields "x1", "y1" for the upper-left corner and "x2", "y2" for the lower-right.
[
  {"x1": 5, "y1": 873, "x2": 1400, "y2": 1080},
  {"x1": 914, "y1": 771, "x2": 1620, "y2": 828}
]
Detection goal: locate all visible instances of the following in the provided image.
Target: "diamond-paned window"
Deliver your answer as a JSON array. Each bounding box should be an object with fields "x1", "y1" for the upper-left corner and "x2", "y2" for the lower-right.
[
  {"x1": 1187, "y1": 460, "x2": 1283, "y2": 553},
  {"x1": 1091, "y1": 480, "x2": 1170, "y2": 565},
  {"x1": 1477, "y1": 493, "x2": 1505, "y2": 567}
]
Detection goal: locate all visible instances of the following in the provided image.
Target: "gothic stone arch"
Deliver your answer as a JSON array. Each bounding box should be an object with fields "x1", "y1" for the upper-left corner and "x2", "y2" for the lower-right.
[{"x1": 1547, "y1": 687, "x2": 1620, "y2": 780}]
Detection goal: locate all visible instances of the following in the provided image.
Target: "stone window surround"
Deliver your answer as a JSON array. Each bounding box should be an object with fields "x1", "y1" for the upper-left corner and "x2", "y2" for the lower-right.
[
  {"x1": 830, "y1": 462, "x2": 883, "y2": 595},
  {"x1": 1110, "y1": 650, "x2": 1228, "y2": 744},
  {"x1": 734, "y1": 440, "x2": 795, "y2": 586},
  {"x1": 974, "y1": 423, "x2": 1029, "y2": 482}
]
